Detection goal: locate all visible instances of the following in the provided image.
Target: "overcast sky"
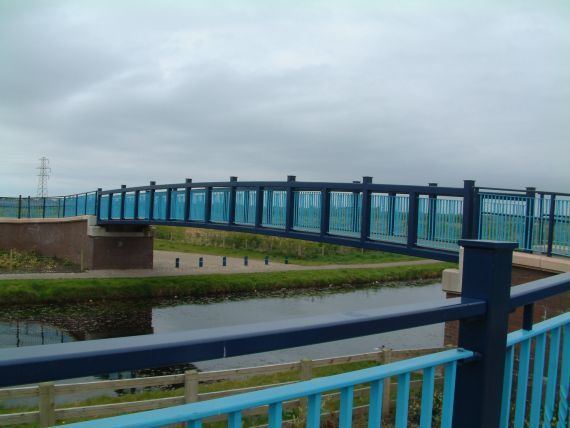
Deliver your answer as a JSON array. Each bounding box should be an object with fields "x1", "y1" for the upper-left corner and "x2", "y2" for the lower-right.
[{"x1": 1, "y1": 1, "x2": 568, "y2": 195}]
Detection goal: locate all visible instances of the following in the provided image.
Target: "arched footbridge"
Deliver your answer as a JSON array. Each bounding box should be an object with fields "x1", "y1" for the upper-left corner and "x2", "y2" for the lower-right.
[{"x1": 1, "y1": 177, "x2": 568, "y2": 262}]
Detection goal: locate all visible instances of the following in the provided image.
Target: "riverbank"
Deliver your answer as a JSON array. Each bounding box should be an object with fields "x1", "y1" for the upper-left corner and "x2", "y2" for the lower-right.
[{"x1": 0, "y1": 263, "x2": 452, "y2": 305}]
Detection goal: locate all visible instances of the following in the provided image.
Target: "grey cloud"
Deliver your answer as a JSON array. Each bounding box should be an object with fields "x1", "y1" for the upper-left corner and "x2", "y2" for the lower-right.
[{"x1": 0, "y1": 1, "x2": 569, "y2": 195}]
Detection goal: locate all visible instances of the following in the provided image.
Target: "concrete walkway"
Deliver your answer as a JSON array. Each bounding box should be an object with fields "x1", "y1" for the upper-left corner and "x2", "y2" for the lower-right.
[{"x1": 0, "y1": 250, "x2": 441, "y2": 280}]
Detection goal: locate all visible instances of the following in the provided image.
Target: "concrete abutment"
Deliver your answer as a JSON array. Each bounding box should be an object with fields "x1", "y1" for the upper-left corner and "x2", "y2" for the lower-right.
[{"x1": 0, "y1": 216, "x2": 153, "y2": 270}]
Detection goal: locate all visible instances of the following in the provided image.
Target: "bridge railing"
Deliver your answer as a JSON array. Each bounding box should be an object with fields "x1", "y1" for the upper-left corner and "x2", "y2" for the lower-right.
[
  {"x1": 2, "y1": 179, "x2": 569, "y2": 259},
  {"x1": 477, "y1": 187, "x2": 570, "y2": 257},
  {"x1": 0, "y1": 240, "x2": 569, "y2": 427},
  {"x1": 93, "y1": 177, "x2": 470, "y2": 261}
]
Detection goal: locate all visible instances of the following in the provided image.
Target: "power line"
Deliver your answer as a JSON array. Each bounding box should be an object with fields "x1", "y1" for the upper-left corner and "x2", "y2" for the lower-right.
[{"x1": 36, "y1": 157, "x2": 51, "y2": 197}]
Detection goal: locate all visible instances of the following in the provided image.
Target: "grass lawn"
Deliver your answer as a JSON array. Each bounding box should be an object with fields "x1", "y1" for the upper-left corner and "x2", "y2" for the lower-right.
[{"x1": 154, "y1": 239, "x2": 417, "y2": 265}]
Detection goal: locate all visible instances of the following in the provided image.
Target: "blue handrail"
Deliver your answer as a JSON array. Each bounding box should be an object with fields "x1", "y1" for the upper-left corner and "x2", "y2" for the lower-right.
[{"x1": 64, "y1": 348, "x2": 473, "y2": 428}]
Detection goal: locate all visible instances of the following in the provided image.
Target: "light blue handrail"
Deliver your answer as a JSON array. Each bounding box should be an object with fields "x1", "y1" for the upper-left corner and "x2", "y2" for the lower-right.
[
  {"x1": 500, "y1": 312, "x2": 570, "y2": 428},
  {"x1": 64, "y1": 348, "x2": 473, "y2": 428}
]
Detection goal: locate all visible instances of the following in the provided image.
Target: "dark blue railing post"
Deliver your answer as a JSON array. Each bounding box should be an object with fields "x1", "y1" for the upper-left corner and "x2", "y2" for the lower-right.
[
  {"x1": 27, "y1": 196, "x2": 31, "y2": 218},
  {"x1": 407, "y1": 191, "x2": 419, "y2": 248},
  {"x1": 360, "y1": 176, "x2": 372, "y2": 241},
  {"x1": 62, "y1": 195, "x2": 66, "y2": 218},
  {"x1": 165, "y1": 187, "x2": 172, "y2": 221},
  {"x1": 453, "y1": 239, "x2": 517, "y2": 428},
  {"x1": 524, "y1": 187, "x2": 536, "y2": 252},
  {"x1": 428, "y1": 183, "x2": 438, "y2": 240},
  {"x1": 204, "y1": 186, "x2": 212, "y2": 223},
  {"x1": 285, "y1": 175, "x2": 296, "y2": 231},
  {"x1": 320, "y1": 187, "x2": 330, "y2": 236},
  {"x1": 472, "y1": 187, "x2": 481, "y2": 239},
  {"x1": 134, "y1": 190, "x2": 140, "y2": 220},
  {"x1": 255, "y1": 186, "x2": 263, "y2": 227},
  {"x1": 42, "y1": 196, "x2": 46, "y2": 219},
  {"x1": 74, "y1": 194, "x2": 78, "y2": 216},
  {"x1": 96, "y1": 188, "x2": 102, "y2": 221},
  {"x1": 148, "y1": 181, "x2": 156, "y2": 221},
  {"x1": 228, "y1": 176, "x2": 237, "y2": 225},
  {"x1": 84, "y1": 192, "x2": 88, "y2": 215},
  {"x1": 184, "y1": 179, "x2": 192, "y2": 222},
  {"x1": 120, "y1": 185, "x2": 127, "y2": 220},
  {"x1": 107, "y1": 193, "x2": 112, "y2": 220},
  {"x1": 461, "y1": 180, "x2": 476, "y2": 239},
  {"x1": 388, "y1": 192, "x2": 396, "y2": 236},
  {"x1": 17, "y1": 195, "x2": 22, "y2": 219},
  {"x1": 546, "y1": 194, "x2": 556, "y2": 256}
]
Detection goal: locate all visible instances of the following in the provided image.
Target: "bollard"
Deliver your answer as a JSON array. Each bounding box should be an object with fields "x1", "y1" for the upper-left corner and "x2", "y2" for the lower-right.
[
  {"x1": 244, "y1": 256, "x2": 248, "y2": 266},
  {"x1": 264, "y1": 256, "x2": 269, "y2": 265},
  {"x1": 175, "y1": 257, "x2": 180, "y2": 268},
  {"x1": 284, "y1": 256, "x2": 289, "y2": 265},
  {"x1": 222, "y1": 256, "x2": 227, "y2": 267},
  {"x1": 198, "y1": 257, "x2": 203, "y2": 268}
]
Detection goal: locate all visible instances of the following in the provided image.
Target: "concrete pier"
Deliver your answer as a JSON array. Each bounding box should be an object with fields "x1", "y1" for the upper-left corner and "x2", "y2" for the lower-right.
[{"x1": 0, "y1": 216, "x2": 153, "y2": 270}]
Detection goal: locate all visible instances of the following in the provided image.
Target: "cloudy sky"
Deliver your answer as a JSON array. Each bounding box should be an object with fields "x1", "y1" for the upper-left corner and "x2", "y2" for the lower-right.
[{"x1": 1, "y1": 1, "x2": 568, "y2": 195}]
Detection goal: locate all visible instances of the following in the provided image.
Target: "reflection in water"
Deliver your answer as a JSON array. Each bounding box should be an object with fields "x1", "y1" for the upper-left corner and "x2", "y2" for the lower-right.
[{"x1": 0, "y1": 321, "x2": 73, "y2": 347}]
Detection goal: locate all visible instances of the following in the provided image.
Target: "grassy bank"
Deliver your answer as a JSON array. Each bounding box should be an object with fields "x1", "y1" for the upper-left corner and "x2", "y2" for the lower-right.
[
  {"x1": 0, "y1": 263, "x2": 452, "y2": 305},
  {"x1": 0, "y1": 250, "x2": 78, "y2": 273},
  {"x1": 154, "y1": 226, "x2": 416, "y2": 265}
]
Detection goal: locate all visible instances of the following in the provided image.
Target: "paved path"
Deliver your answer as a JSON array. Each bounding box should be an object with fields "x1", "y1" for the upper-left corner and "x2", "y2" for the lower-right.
[{"x1": 0, "y1": 251, "x2": 441, "y2": 280}]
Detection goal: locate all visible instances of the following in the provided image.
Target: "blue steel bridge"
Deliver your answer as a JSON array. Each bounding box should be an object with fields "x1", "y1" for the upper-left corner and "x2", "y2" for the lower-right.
[
  {"x1": 1, "y1": 177, "x2": 569, "y2": 261},
  {"x1": 0, "y1": 178, "x2": 569, "y2": 427}
]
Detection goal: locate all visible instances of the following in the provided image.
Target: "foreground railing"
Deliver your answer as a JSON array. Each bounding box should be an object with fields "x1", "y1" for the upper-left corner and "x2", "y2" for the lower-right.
[
  {"x1": 0, "y1": 240, "x2": 569, "y2": 427},
  {"x1": 2, "y1": 179, "x2": 569, "y2": 259},
  {"x1": 65, "y1": 349, "x2": 473, "y2": 428},
  {"x1": 501, "y1": 313, "x2": 570, "y2": 428}
]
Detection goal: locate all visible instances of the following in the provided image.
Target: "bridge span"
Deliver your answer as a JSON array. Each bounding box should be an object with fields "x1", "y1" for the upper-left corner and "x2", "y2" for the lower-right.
[{"x1": 1, "y1": 177, "x2": 569, "y2": 264}]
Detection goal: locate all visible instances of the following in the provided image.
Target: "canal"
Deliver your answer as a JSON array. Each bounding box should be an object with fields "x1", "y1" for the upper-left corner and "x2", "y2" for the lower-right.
[{"x1": 0, "y1": 280, "x2": 445, "y2": 370}]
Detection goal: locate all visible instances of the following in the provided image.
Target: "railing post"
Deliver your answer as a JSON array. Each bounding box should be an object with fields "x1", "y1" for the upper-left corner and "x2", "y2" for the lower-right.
[
  {"x1": 228, "y1": 176, "x2": 237, "y2": 225},
  {"x1": 360, "y1": 176, "x2": 372, "y2": 241},
  {"x1": 407, "y1": 192, "x2": 419, "y2": 247},
  {"x1": 461, "y1": 180, "x2": 476, "y2": 239},
  {"x1": 38, "y1": 381, "x2": 55, "y2": 427},
  {"x1": 17, "y1": 195, "x2": 21, "y2": 219},
  {"x1": 134, "y1": 190, "x2": 140, "y2": 220},
  {"x1": 74, "y1": 193, "x2": 78, "y2": 216},
  {"x1": 255, "y1": 186, "x2": 264, "y2": 227},
  {"x1": 107, "y1": 193, "x2": 113, "y2": 220},
  {"x1": 546, "y1": 194, "x2": 556, "y2": 257},
  {"x1": 184, "y1": 370, "x2": 199, "y2": 403},
  {"x1": 149, "y1": 181, "x2": 156, "y2": 221},
  {"x1": 165, "y1": 187, "x2": 172, "y2": 221},
  {"x1": 452, "y1": 239, "x2": 517, "y2": 428},
  {"x1": 320, "y1": 187, "x2": 330, "y2": 236},
  {"x1": 184, "y1": 179, "x2": 192, "y2": 222},
  {"x1": 62, "y1": 195, "x2": 66, "y2": 218},
  {"x1": 42, "y1": 196, "x2": 46, "y2": 218},
  {"x1": 120, "y1": 185, "x2": 127, "y2": 220},
  {"x1": 388, "y1": 192, "x2": 396, "y2": 236},
  {"x1": 27, "y1": 196, "x2": 31, "y2": 218},
  {"x1": 96, "y1": 188, "x2": 102, "y2": 221},
  {"x1": 285, "y1": 175, "x2": 296, "y2": 231},
  {"x1": 428, "y1": 183, "x2": 438, "y2": 240},
  {"x1": 204, "y1": 186, "x2": 212, "y2": 223},
  {"x1": 524, "y1": 187, "x2": 536, "y2": 252}
]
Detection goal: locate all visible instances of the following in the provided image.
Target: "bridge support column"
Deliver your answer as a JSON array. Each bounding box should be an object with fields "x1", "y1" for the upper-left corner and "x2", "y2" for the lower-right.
[{"x1": 0, "y1": 216, "x2": 153, "y2": 270}]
